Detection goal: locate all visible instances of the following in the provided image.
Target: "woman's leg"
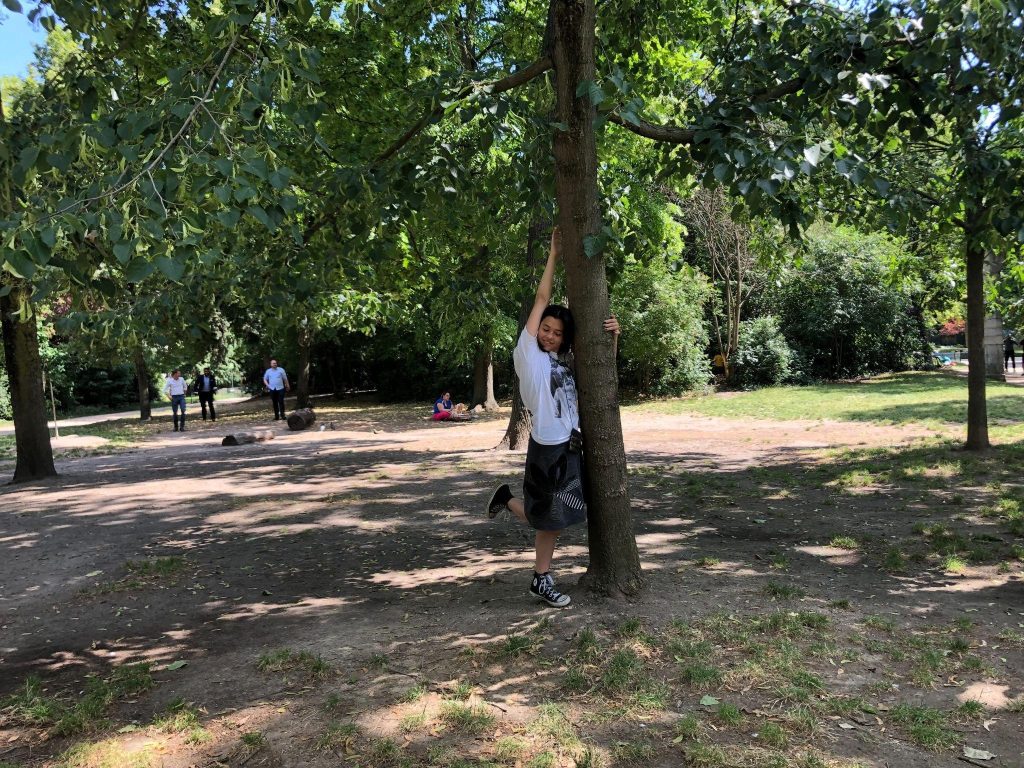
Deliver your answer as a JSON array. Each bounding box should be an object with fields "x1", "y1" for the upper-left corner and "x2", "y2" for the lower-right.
[
  {"x1": 534, "y1": 529, "x2": 560, "y2": 574},
  {"x1": 506, "y1": 497, "x2": 528, "y2": 524}
]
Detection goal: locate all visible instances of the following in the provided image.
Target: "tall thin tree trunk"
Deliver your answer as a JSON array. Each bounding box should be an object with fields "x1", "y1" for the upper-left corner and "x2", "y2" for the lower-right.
[
  {"x1": 472, "y1": 342, "x2": 499, "y2": 410},
  {"x1": 550, "y1": 0, "x2": 642, "y2": 596},
  {"x1": 0, "y1": 288, "x2": 57, "y2": 483},
  {"x1": 135, "y1": 349, "x2": 151, "y2": 421},
  {"x1": 295, "y1": 326, "x2": 313, "y2": 410},
  {"x1": 964, "y1": 233, "x2": 989, "y2": 450}
]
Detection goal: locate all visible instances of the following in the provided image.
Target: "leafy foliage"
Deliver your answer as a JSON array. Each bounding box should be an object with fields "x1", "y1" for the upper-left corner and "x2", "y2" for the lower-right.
[{"x1": 731, "y1": 316, "x2": 794, "y2": 389}]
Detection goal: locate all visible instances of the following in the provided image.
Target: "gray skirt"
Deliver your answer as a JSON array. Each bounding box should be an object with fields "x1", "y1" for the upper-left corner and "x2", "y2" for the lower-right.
[{"x1": 523, "y1": 437, "x2": 588, "y2": 531}]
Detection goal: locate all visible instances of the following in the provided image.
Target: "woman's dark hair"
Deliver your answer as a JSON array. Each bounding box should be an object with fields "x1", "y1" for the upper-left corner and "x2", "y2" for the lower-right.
[{"x1": 540, "y1": 304, "x2": 575, "y2": 355}]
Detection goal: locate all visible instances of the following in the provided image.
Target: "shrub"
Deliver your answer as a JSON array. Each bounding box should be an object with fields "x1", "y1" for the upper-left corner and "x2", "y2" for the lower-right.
[{"x1": 730, "y1": 316, "x2": 794, "y2": 388}]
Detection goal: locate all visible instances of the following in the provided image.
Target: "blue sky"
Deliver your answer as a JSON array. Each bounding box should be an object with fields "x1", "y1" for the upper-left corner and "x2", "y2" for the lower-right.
[{"x1": 0, "y1": 12, "x2": 48, "y2": 77}]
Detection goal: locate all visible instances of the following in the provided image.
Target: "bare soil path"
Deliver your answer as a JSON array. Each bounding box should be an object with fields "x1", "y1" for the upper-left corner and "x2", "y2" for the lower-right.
[{"x1": 0, "y1": 396, "x2": 1021, "y2": 768}]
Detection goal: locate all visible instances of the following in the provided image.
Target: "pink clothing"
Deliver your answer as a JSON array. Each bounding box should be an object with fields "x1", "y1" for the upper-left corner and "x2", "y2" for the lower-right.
[{"x1": 432, "y1": 411, "x2": 452, "y2": 421}]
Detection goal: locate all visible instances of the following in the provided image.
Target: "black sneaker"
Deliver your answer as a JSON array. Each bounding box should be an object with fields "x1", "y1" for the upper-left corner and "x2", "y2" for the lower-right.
[
  {"x1": 530, "y1": 572, "x2": 571, "y2": 608},
  {"x1": 485, "y1": 484, "x2": 513, "y2": 519}
]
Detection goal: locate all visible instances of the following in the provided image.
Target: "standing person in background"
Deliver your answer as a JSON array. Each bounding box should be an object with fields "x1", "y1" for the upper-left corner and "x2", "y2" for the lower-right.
[
  {"x1": 1005, "y1": 335, "x2": 1017, "y2": 374},
  {"x1": 263, "y1": 359, "x2": 290, "y2": 421},
  {"x1": 193, "y1": 367, "x2": 218, "y2": 421},
  {"x1": 163, "y1": 369, "x2": 188, "y2": 432}
]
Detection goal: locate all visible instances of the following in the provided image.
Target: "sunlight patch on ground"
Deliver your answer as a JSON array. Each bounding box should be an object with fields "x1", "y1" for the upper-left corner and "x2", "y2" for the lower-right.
[
  {"x1": 958, "y1": 682, "x2": 1013, "y2": 710},
  {"x1": 796, "y1": 545, "x2": 864, "y2": 566}
]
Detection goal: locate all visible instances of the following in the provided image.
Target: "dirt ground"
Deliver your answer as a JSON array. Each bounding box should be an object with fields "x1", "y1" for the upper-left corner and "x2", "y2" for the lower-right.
[{"x1": 0, "y1": 396, "x2": 1021, "y2": 768}]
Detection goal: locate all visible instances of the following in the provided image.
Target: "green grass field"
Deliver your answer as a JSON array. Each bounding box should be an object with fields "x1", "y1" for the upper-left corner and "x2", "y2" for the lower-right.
[{"x1": 628, "y1": 371, "x2": 1024, "y2": 442}]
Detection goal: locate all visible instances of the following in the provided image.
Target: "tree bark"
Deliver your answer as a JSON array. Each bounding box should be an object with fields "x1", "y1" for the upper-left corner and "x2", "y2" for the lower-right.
[
  {"x1": 472, "y1": 342, "x2": 499, "y2": 410},
  {"x1": 135, "y1": 349, "x2": 151, "y2": 421},
  {"x1": 295, "y1": 325, "x2": 313, "y2": 410},
  {"x1": 287, "y1": 407, "x2": 316, "y2": 431},
  {"x1": 549, "y1": 0, "x2": 643, "y2": 595},
  {"x1": 0, "y1": 288, "x2": 57, "y2": 483},
  {"x1": 222, "y1": 430, "x2": 275, "y2": 446},
  {"x1": 964, "y1": 233, "x2": 989, "y2": 450}
]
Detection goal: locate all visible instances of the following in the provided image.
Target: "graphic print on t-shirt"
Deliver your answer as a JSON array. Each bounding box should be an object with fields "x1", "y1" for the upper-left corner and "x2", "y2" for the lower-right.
[{"x1": 548, "y1": 356, "x2": 578, "y2": 428}]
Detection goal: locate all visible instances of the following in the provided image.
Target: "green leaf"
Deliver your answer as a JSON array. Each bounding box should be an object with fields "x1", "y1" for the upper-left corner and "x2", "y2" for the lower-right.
[
  {"x1": 124, "y1": 258, "x2": 155, "y2": 283},
  {"x1": 165, "y1": 660, "x2": 188, "y2": 671},
  {"x1": 3, "y1": 0, "x2": 23, "y2": 12},
  {"x1": 3, "y1": 251, "x2": 36, "y2": 279},
  {"x1": 700, "y1": 695, "x2": 720, "y2": 706},
  {"x1": 156, "y1": 256, "x2": 186, "y2": 281},
  {"x1": 575, "y1": 80, "x2": 604, "y2": 105},
  {"x1": 113, "y1": 241, "x2": 134, "y2": 264}
]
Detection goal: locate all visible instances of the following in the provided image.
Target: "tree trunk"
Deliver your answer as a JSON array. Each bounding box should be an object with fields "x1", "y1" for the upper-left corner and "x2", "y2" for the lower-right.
[
  {"x1": 550, "y1": 0, "x2": 643, "y2": 596},
  {"x1": 135, "y1": 349, "x2": 151, "y2": 421},
  {"x1": 964, "y1": 234, "x2": 989, "y2": 450},
  {"x1": 472, "y1": 342, "x2": 499, "y2": 410},
  {"x1": 295, "y1": 326, "x2": 313, "y2": 409},
  {"x1": 287, "y1": 407, "x2": 316, "y2": 431},
  {"x1": 0, "y1": 288, "x2": 57, "y2": 483}
]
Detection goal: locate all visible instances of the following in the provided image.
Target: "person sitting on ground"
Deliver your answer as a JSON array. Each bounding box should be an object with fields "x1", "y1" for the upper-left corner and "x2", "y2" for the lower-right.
[{"x1": 433, "y1": 391, "x2": 456, "y2": 420}]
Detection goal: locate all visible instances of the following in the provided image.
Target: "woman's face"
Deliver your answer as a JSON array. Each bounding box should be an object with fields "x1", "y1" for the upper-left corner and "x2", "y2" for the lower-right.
[
  {"x1": 538, "y1": 316, "x2": 565, "y2": 354},
  {"x1": 443, "y1": 392, "x2": 450, "y2": 400}
]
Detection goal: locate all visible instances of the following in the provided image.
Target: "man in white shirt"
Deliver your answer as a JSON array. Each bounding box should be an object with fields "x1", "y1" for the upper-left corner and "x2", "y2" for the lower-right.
[
  {"x1": 163, "y1": 369, "x2": 188, "y2": 432},
  {"x1": 263, "y1": 358, "x2": 290, "y2": 421}
]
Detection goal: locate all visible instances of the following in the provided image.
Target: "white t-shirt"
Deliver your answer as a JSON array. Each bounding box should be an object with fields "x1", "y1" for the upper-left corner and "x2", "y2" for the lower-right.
[
  {"x1": 513, "y1": 328, "x2": 579, "y2": 445},
  {"x1": 164, "y1": 377, "x2": 187, "y2": 396}
]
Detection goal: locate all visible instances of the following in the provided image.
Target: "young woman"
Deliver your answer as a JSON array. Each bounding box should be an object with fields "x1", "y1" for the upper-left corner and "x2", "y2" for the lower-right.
[
  {"x1": 433, "y1": 391, "x2": 455, "y2": 420},
  {"x1": 486, "y1": 227, "x2": 619, "y2": 607}
]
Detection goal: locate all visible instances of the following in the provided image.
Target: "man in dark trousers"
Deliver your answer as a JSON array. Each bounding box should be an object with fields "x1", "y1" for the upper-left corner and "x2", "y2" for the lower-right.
[
  {"x1": 1006, "y1": 335, "x2": 1018, "y2": 373},
  {"x1": 193, "y1": 367, "x2": 218, "y2": 421}
]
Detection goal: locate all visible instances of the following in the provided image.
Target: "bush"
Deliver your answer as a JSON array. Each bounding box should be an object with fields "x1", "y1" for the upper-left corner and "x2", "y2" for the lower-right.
[
  {"x1": 612, "y1": 258, "x2": 712, "y2": 395},
  {"x1": 769, "y1": 227, "x2": 932, "y2": 380},
  {"x1": 731, "y1": 316, "x2": 793, "y2": 388}
]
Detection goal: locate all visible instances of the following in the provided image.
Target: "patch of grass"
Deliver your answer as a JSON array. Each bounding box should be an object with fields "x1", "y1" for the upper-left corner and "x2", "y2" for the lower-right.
[
  {"x1": 942, "y1": 555, "x2": 968, "y2": 574},
  {"x1": 369, "y1": 738, "x2": 400, "y2": 761},
  {"x1": 882, "y1": 547, "x2": 907, "y2": 572},
  {"x1": 527, "y1": 752, "x2": 557, "y2": 768},
  {"x1": 829, "y1": 536, "x2": 859, "y2": 550},
  {"x1": 439, "y1": 701, "x2": 495, "y2": 735},
  {"x1": 494, "y1": 736, "x2": 527, "y2": 762},
  {"x1": 889, "y1": 703, "x2": 958, "y2": 750},
  {"x1": 563, "y1": 665, "x2": 587, "y2": 692},
  {"x1": 678, "y1": 663, "x2": 723, "y2": 690},
  {"x1": 240, "y1": 731, "x2": 267, "y2": 749},
  {"x1": 955, "y1": 700, "x2": 986, "y2": 721},
  {"x1": 125, "y1": 556, "x2": 187, "y2": 578},
  {"x1": 151, "y1": 698, "x2": 201, "y2": 733},
  {"x1": 255, "y1": 648, "x2": 332, "y2": 679},
  {"x1": 315, "y1": 722, "x2": 358, "y2": 751},
  {"x1": 695, "y1": 557, "x2": 721, "y2": 568},
  {"x1": 1, "y1": 675, "x2": 62, "y2": 726},
  {"x1": 573, "y1": 747, "x2": 604, "y2": 768},
  {"x1": 56, "y1": 738, "x2": 158, "y2": 768},
  {"x1": 500, "y1": 634, "x2": 540, "y2": 659},
  {"x1": 715, "y1": 702, "x2": 744, "y2": 726},
  {"x1": 449, "y1": 680, "x2": 474, "y2": 700},
  {"x1": 758, "y1": 721, "x2": 788, "y2": 748},
  {"x1": 533, "y1": 703, "x2": 580, "y2": 750},
  {"x1": 769, "y1": 554, "x2": 790, "y2": 570},
  {"x1": 683, "y1": 743, "x2": 729, "y2": 768},
  {"x1": 399, "y1": 711, "x2": 428, "y2": 732},
  {"x1": 576, "y1": 627, "x2": 600, "y2": 658},
  {"x1": 763, "y1": 581, "x2": 806, "y2": 599},
  {"x1": 617, "y1": 617, "x2": 643, "y2": 637},
  {"x1": 828, "y1": 599, "x2": 852, "y2": 610},
  {"x1": 863, "y1": 615, "x2": 896, "y2": 633},
  {"x1": 997, "y1": 628, "x2": 1024, "y2": 648},
  {"x1": 610, "y1": 740, "x2": 655, "y2": 763},
  {"x1": 368, "y1": 652, "x2": 389, "y2": 669},
  {"x1": 673, "y1": 714, "x2": 701, "y2": 741},
  {"x1": 601, "y1": 648, "x2": 645, "y2": 693},
  {"x1": 401, "y1": 684, "x2": 427, "y2": 703}
]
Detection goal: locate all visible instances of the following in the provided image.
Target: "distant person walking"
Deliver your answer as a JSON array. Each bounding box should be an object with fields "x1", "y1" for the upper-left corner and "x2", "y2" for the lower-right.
[
  {"x1": 263, "y1": 359, "x2": 290, "y2": 421},
  {"x1": 1006, "y1": 335, "x2": 1018, "y2": 373},
  {"x1": 164, "y1": 369, "x2": 188, "y2": 432},
  {"x1": 193, "y1": 367, "x2": 218, "y2": 421}
]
